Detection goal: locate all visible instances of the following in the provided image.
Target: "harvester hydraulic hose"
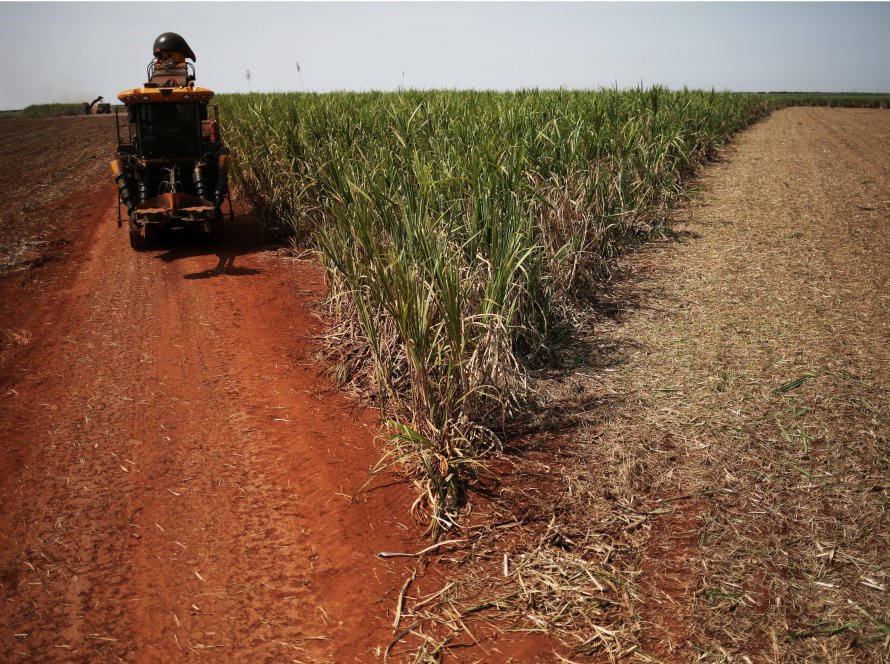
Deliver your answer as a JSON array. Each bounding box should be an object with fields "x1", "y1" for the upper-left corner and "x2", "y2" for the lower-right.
[
  {"x1": 192, "y1": 161, "x2": 214, "y2": 202},
  {"x1": 110, "y1": 158, "x2": 137, "y2": 215}
]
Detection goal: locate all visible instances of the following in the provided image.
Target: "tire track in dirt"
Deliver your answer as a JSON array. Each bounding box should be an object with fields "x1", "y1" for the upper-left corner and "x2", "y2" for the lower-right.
[{"x1": 0, "y1": 179, "x2": 426, "y2": 661}]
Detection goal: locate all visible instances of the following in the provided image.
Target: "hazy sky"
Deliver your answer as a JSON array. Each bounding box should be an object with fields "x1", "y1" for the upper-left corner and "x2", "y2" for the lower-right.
[{"x1": 1, "y1": 2, "x2": 888, "y2": 109}]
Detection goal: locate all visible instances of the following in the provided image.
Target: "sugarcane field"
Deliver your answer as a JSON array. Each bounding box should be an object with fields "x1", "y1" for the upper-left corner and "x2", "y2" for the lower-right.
[{"x1": 0, "y1": 4, "x2": 888, "y2": 663}]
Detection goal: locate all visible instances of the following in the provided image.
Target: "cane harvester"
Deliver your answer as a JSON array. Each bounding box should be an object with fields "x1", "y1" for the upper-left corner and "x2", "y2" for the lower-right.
[
  {"x1": 83, "y1": 96, "x2": 111, "y2": 114},
  {"x1": 110, "y1": 32, "x2": 232, "y2": 250}
]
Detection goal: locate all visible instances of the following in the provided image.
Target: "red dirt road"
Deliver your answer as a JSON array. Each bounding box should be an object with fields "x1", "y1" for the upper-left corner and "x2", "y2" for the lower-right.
[{"x1": 0, "y1": 175, "x2": 426, "y2": 658}]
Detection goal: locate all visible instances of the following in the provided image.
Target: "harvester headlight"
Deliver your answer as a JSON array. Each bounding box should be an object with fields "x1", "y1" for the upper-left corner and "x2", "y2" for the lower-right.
[
  {"x1": 142, "y1": 95, "x2": 150, "y2": 101},
  {"x1": 183, "y1": 94, "x2": 190, "y2": 100}
]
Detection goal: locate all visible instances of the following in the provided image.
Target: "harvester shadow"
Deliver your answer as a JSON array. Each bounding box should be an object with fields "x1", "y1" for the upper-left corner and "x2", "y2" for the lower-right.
[
  {"x1": 182, "y1": 252, "x2": 262, "y2": 280},
  {"x1": 151, "y1": 213, "x2": 283, "y2": 279}
]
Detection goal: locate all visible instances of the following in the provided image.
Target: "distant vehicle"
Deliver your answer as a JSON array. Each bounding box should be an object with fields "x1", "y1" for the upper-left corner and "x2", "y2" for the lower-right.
[
  {"x1": 83, "y1": 96, "x2": 111, "y2": 115},
  {"x1": 110, "y1": 32, "x2": 232, "y2": 250}
]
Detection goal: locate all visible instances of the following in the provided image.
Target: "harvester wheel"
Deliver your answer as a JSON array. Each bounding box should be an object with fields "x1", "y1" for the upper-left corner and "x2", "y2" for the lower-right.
[
  {"x1": 129, "y1": 229, "x2": 148, "y2": 251},
  {"x1": 206, "y1": 213, "x2": 226, "y2": 245},
  {"x1": 129, "y1": 223, "x2": 160, "y2": 250}
]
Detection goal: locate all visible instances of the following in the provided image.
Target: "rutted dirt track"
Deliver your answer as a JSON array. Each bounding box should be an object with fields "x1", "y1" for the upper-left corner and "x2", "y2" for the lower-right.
[{"x1": 0, "y1": 120, "x2": 428, "y2": 661}]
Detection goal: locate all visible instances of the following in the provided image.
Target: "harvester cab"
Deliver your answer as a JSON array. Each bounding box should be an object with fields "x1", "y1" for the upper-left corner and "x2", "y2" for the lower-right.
[{"x1": 110, "y1": 32, "x2": 232, "y2": 250}]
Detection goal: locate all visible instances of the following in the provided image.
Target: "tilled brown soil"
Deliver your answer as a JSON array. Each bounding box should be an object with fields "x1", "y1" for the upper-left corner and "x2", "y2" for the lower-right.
[{"x1": 0, "y1": 116, "x2": 116, "y2": 274}]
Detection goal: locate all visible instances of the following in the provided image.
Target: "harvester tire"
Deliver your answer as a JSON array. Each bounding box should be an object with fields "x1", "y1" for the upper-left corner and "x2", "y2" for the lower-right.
[
  {"x1": 207, "y1": 214, "x2": 226, "y2": 245},
  {"x1": 129, "y1": 229, "x2": 148, "y2": 251}
]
